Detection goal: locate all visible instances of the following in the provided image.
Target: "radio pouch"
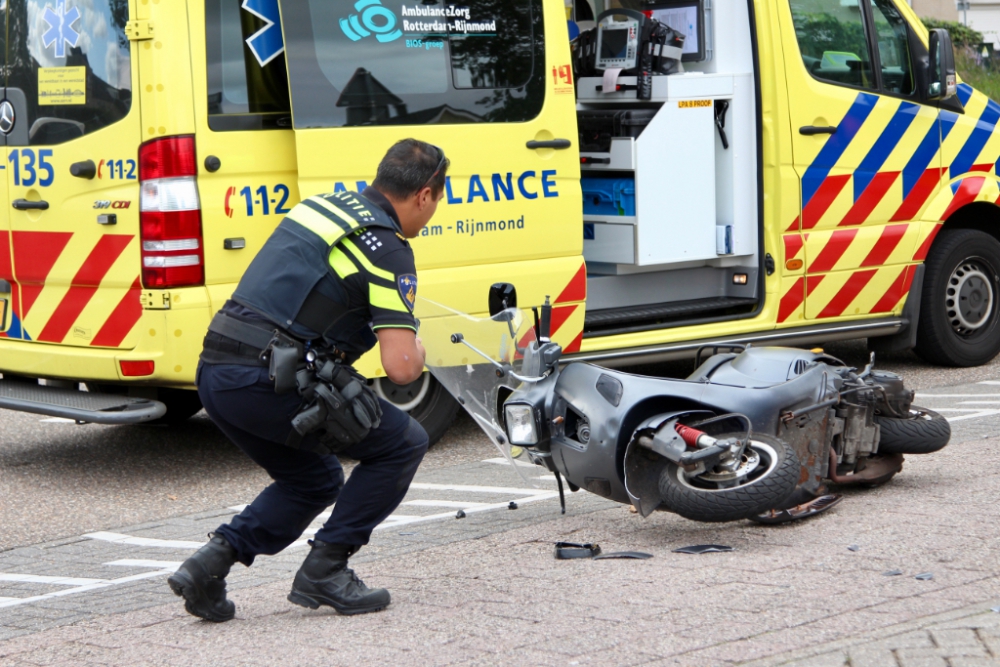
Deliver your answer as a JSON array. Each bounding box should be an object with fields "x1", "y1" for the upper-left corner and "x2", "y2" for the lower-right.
[{"x1": 267, "y1": 332, "x2": 303, "y2": 395}]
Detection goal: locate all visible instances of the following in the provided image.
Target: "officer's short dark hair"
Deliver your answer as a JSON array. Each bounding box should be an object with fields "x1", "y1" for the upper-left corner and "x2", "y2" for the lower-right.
[{"x1": 372, "y1": 139, "x2": 449, "y2": 200}]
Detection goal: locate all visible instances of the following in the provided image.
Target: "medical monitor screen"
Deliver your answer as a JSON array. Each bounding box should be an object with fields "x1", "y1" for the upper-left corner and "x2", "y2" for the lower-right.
[
  {"x1": 600, "y1": 29, "x2": 631, "y2": 60},
  {"x1": 645, "y1": 0, "x2": 705, "y2": 61}
]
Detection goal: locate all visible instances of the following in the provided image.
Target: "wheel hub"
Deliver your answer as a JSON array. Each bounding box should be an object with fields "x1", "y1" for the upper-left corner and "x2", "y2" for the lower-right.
[
  {"x1": 946, "y1": 262, "x2": 995, "y2": 335},
  {"x1": 698, "y1": 447, "x2": 761, "y2": 483}
]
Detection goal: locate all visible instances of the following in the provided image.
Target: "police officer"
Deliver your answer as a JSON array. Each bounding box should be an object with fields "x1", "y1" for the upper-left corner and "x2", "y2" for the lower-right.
[{"x1": 168, "y1": 139, "x2": 448, "y2": 621}]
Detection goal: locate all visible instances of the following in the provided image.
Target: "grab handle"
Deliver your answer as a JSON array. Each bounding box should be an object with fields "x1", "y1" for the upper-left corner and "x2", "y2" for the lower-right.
[
  {"x1": 527, "y1": 139, "x2": 572, "y2": 150},
  {"x1": 12, "y1": 199, "x2": 49, "y2": 210}
]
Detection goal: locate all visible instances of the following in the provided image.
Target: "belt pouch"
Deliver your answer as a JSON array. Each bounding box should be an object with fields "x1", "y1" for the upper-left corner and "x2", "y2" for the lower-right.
[{"x1": 269, "y1": 344, "x2": 301, "y2": 394}]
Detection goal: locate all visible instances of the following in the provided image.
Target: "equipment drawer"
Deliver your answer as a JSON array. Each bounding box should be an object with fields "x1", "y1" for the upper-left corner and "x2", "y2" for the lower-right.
[{"x1": 583, "y1": 221, "x2": 635, "y2": 264}]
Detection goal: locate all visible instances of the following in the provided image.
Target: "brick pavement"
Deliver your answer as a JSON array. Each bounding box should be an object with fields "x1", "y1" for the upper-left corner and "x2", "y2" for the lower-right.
[{"x1": 1, "y1": 381, "x2": 1000, "y2": 665}]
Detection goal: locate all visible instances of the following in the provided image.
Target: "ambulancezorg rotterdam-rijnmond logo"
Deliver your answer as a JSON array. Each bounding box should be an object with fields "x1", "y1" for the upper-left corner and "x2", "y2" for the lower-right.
[{"x1": 340, "y1": 0, "x2": 402, "y2": 43}]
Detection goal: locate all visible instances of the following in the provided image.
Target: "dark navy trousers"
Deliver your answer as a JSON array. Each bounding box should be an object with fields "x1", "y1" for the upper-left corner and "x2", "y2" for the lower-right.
[{"x1": 197, "y1": 362, "x2": 429, "y2": 566}]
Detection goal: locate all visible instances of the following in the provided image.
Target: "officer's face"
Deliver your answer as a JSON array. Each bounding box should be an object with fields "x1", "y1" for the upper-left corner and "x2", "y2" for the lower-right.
[{"x1": 399, "y1": 187, "x2": 444, "y2": 238}]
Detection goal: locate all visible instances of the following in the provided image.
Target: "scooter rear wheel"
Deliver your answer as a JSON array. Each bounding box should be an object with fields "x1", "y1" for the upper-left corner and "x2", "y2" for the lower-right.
[
  {"x1": 658, "y1": 433, "x2": 799, "y2": 523},
  {"x1": 875, "y1": 407, "x2": 950, "y2": 455}
]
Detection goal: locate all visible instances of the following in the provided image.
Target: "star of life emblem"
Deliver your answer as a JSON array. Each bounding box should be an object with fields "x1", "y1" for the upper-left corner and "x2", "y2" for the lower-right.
[{"x1": 42, "y1": 0, "x2": 81, "y2": 59}]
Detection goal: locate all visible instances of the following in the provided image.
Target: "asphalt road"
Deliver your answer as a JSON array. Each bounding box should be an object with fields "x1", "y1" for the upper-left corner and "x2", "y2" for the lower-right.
[{"x1": 2, "y1": 339, "x2": 998, "y2": 552}]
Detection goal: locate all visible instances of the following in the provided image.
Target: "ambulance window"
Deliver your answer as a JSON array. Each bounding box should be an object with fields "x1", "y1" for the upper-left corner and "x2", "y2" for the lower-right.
[
  {"x1": 869, "y1": 0, "x2": 914, "y2": 96},
  {"x1": 205, "y1": 0, "x2": 292, "y2": 131},
  {"x1": 279, "y1": 0, "x2": 545, "y2": 128},
  {"x1": 788, "y1": 0, "x2": 876, "y2": 91},
  {"x1": 4, "y1": 0, "x2": 132, "y2": 146}
]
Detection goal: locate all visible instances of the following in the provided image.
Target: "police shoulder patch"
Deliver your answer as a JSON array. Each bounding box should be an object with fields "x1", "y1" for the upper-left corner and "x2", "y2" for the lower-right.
[{"x1": 397, "y1": 274, "x2": 417, "y2": 312}]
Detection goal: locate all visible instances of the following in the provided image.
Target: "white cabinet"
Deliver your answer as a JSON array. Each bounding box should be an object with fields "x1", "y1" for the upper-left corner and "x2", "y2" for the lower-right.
[{"x1": 578, "y1": 73, "x2": 756, "y2": 268}]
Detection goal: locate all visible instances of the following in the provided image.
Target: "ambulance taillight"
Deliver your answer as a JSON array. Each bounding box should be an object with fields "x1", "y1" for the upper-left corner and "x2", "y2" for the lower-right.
[{"x1": 138, "y1": 136, "x2": 205, "y2": 288}]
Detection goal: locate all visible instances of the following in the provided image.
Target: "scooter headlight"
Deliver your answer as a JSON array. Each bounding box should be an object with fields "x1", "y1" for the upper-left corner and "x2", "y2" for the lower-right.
[{"x1": 504, "y1": 403, "x2": 538, "y2": 445}]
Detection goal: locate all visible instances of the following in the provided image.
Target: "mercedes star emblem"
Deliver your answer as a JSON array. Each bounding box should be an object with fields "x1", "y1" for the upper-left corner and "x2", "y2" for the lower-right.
[{"x1": 0, "y1": 101, "x2": 14, "y2": 135}]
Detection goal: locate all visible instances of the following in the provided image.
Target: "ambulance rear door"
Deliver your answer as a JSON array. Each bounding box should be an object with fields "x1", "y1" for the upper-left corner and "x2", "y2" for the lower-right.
[
  {"x1": 4, "y1": 0, "x2": 142, "y2": 349},
  {"x1": 194, "y1": 0, "x2": 299, "y2": 305},
  {"x1": 277, "y1": 0, "x2": 581, "y2": 309}
]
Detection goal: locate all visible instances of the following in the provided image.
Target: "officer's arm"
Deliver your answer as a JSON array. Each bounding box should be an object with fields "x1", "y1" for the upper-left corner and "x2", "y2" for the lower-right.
[{"x1": 376, "y1": 327, "x2": 426, "y2": 385}]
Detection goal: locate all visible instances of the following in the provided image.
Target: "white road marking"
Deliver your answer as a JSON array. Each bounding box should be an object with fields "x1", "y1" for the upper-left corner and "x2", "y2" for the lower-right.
[
  {"x1": 0, "y1": 573, "x2": 107, "y2": 586},
  {"x1": 0, "y1": 570, "x2": 172, "y2": 609},
  {"x1": 977, "y1": 381, "x2": 1000, "y2": 385},
  {"x1": 402, "y1": 500, "x2": 493, "y2": 509},
  {"x1": 916, "y1": 393, "x2": 1000, "y2": 398},
  {"x1": 946, "y1": 410, "x2": 1000, "y2": 422},
  {"x1": 39, "y1": 417, "x2": 76, "y2": 424},
  {"x1": 482, "y1": 457, "x2": 538, "y2": 468},
  {"x1": 83, "y1": 532, "x2": 204, "y2": 549},
  {"x1": 104, "y1": 560, "x2": 182, "y2": 570},
  {"x1": 958, "y1": 400, "x2": 1000, "y2": 404},
  {"x1": 408, "y1": 482, "x2": 545, "y2": 495}
]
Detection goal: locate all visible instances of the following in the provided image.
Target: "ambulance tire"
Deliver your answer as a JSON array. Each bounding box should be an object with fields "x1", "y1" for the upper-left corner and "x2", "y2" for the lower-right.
[
  {"x1": 915, "y1": 228, "x2": 1000, "y2": 367},
  {"x1": 373, "y1": 373, "x2": 460, "y2": 447}
]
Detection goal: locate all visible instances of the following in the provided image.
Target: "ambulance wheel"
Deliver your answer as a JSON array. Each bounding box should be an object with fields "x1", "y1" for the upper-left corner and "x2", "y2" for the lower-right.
[
  {"x1": 915, "y1": 228, "x2": 1000, "y2": 367},
  {"x1": 373, "y1": 373, "x2": 459, "y2": 446}
]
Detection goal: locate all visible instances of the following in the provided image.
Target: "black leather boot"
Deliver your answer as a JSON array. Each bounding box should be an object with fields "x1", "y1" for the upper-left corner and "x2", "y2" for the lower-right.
[
  {"x1": 168, "y1": 534, "x2": 238, "y2": 622},
  {"x1": 287, "y1": 540, "x2": 390, "y2": 615}
]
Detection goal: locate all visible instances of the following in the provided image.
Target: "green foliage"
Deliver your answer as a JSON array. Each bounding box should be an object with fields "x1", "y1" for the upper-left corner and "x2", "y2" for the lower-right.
[
  {"x1": 920, "y1": 18, "x2": 983, "y2": 47},
  {"x1": 955, "y1": 46, "x2": 1000, "y2": 102}
]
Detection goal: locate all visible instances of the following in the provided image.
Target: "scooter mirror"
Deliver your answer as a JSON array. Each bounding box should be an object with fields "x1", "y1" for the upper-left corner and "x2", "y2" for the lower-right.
[{"x1": 489, "y1": 283, "x2": 517, "y2": 317}]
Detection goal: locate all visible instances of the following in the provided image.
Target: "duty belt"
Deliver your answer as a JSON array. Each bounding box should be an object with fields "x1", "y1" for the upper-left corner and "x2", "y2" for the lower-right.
[{"x1": 206, "y1": 312, "x2": 348, "y2": 362}]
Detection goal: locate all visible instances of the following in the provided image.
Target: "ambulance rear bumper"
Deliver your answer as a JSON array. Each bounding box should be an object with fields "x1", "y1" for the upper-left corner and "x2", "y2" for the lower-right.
[{"x1": 0, "y1": 378, "x2": 166, "y2": 424}]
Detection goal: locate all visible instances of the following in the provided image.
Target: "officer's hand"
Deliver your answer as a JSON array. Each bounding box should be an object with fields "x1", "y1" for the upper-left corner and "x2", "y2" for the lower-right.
[{"x1": 377, "y1": 327, "x2": 426, "y2": 385}]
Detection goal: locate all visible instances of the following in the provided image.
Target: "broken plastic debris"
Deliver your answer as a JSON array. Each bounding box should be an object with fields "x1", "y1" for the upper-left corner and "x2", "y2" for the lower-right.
[
  {"x1": 847, "y1": 545, "x2": 860, "y2": 552},
  {"x1": 593, "y1": 551, "x2": 653, "y2": 560},
  {"x1": 991, "y1": 606, "x2": 1000, "y2": 613},
  {"x1": 672, "y1": 545, "x2": 734, "y2": 555},
  {"x1": 915, "y1": 572, "x2": 934, "y2": 581},
  {"x1": 554, "y1": 542, "x2": 601, "y2": 559},
  {"x1": 455, "y1": 510, "x2": 466, "y2": 519},
  {"x1": 883, "y1": 569, "x2": 903, "y2": 576},
  {"x1": 508, "y1": 501, "x2": 518, "y2": 510},
  {"x1": 398, "y1": 532, "x2": 416, "y2": 536}
]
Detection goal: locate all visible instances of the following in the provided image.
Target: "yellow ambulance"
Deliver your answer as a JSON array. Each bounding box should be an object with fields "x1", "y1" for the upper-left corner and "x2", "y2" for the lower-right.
[{"x1": 0, "y1": 0, "x2": 994, "y2": 444}]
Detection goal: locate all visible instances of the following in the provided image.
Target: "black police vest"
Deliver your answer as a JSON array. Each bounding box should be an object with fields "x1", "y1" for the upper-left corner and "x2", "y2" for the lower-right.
[{"x1": 232, "y1": 191, "x2": 398, "y2": 343}]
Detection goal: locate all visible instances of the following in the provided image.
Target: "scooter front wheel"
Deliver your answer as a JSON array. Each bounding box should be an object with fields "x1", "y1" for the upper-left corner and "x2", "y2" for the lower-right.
[{"x1": 658, "y1": 434, "x2": 799, "y2": 523}]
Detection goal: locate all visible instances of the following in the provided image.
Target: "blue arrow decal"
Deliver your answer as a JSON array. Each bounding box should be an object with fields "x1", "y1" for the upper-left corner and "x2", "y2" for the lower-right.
[
  {"x1": 42, "y1": 0, "x2": 81, "y2": 59},
  {"x1": 242, "y1": 0, "x2": 284, "y2": 67}
]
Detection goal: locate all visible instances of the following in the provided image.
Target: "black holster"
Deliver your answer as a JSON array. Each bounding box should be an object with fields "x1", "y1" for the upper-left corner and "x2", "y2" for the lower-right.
[{"x1": 286, "y1": 355, "x2": 382, "y2": 454}]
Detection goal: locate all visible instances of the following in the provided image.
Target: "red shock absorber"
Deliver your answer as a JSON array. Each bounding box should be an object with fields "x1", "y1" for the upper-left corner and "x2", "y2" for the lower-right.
[{"x1": 674, "y1": 423, "x2": 717, "y2": 448}]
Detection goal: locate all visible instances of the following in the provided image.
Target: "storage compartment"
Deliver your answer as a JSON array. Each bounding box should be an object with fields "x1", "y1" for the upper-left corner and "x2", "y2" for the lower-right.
[
  {"x1": 584, "y1": 221, "x2": 635, "y2": 264},
  {"x1": 577, "y1": 109, "x2": 657, "y2": 152},
  {"x1": 580, "y1": 137, "x2": 636, "y2": 171},
  {"x1": 582, "y1": 177, "x2": 636, "y2": 217}
]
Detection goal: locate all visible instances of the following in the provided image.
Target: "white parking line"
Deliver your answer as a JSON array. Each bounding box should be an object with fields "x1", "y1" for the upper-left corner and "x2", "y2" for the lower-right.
[
  {"x1": 84, "y1": 532, "x2": 203, "y2": 549},
  {"x1": 105, "y1": 560, "x2": 182, "y2": 570},
  {"x1": 401, "y1": 500, "x2": 493, "y2": 509},
  {"x1": 0, "y1": 570, "x2": 173, "y2": 609},
  {"x1": 0, "y1": 573, "x2": 106, "y2": 586}
]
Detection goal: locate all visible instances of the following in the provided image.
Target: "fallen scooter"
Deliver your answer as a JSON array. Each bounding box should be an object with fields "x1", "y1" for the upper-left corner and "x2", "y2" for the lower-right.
[{"x1": 418, "y1": 284, "x2": 950, "y2": 524}]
